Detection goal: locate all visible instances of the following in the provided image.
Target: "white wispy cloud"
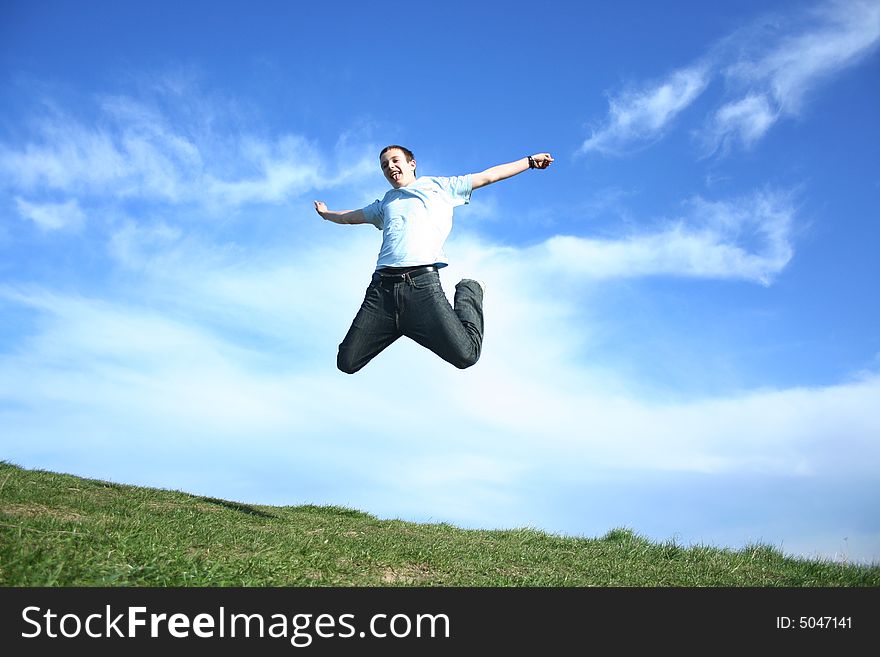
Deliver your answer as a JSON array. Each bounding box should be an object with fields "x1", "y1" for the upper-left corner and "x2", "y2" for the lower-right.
[
  {"x1": 0, "y1": 285, "x2": 309, "y2": 435},
  {"x1": 704, "y1": 0, "x2": 880, "y2": 153},
  {"x1": 582, "y1": 0, "x2": 880, "y2": 156},
  {"x1": 579, "y1": 65, "x2": 711, "y2": 155},
  {"x1": 14, "y1": 197, "x2": 86, "y2": 231},
  {"x1": 0, "y1": 88, "x2": 373, "y2": 216},
  {"x1": 725, "y1": 0, "x2": 880, "y2": 112},
  {"x1": 704, "y1": 94, "x2": 779, "y2": 152},
  {"x1": 519, "y1": 189, "x2": 794, "y2": 285}
]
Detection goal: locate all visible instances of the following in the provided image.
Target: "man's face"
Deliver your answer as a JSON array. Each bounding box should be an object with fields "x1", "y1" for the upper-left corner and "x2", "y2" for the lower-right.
[{"x1": 380, "y1": 149, "x2": 417, "y2": 188}]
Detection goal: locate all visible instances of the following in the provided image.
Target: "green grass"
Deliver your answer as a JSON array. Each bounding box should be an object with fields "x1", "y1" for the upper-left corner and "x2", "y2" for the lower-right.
[{"x1": 1, "y1": 461, "x2": 877, "y2": 586}]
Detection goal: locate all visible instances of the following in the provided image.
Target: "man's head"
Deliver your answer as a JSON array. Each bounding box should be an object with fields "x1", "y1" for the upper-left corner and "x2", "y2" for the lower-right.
[{"x1": 380, "y1": 145, "x2": 417, "y2": 188}]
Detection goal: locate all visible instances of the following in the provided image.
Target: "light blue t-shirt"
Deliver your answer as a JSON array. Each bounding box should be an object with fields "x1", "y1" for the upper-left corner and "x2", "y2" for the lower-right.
[{"x1": 362, "y1": 175, "x2": 473, "y2": 270}]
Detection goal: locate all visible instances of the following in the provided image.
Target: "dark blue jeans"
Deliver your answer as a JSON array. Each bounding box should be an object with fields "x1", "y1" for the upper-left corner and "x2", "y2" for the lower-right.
[{"x1": 337, "y1": 270, "x2": 484, "y2": 374}]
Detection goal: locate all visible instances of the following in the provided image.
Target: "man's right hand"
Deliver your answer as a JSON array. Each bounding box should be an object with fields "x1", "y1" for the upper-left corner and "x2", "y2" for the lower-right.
[{"x1": 312, "y1": 203, "x2": 367, "y2": 225}]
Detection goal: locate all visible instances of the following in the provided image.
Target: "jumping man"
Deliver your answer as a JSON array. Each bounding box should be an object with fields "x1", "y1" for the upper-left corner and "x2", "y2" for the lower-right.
[{"x1": 314, "y1": 145, "x2": 553, "y2": 374}]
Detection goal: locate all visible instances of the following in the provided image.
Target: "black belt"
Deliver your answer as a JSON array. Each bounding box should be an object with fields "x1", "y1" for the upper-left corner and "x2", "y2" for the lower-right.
[{"x1": 373, "y1": 265, "x2": 437, "y2": 283}]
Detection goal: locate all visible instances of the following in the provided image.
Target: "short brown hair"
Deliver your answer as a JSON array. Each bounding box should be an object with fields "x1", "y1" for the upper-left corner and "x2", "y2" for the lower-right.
[{"x1": 379, "y1": 144, "x2": 414, "y2": 162}]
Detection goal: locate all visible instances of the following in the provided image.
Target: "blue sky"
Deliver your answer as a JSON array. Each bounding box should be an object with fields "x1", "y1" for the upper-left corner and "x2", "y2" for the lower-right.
[{"x1": 2, "y1": 0, "x2": 879, "y2": 564}]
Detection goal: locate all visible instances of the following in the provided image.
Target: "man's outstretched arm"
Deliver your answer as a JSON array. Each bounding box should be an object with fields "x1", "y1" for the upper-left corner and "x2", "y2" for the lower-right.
[
  {"x1": 313, "y1": 201, "x2": 368, "y2": 224},
  {"x1": 470, "y1": 153, "x2": 553, "y2": 190}
]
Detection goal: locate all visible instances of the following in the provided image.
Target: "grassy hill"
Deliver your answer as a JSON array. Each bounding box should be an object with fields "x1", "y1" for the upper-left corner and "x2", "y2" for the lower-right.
[{"x1": 1, "y1": 461, "x2": 877, "y2": 586}]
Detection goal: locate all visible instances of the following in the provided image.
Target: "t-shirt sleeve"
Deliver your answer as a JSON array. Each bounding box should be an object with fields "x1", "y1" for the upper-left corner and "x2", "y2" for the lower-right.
[
  {"x1": 438, "y1": 175, "x2": 472, "y2": 206},
  {"x1": 361, "y1": 199, "x2": 384, "y2": 229}
]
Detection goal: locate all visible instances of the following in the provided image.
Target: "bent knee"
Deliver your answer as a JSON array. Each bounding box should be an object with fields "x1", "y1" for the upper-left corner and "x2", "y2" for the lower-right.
[
  {"x1": 451, "y1": 353, "x2": 480, "y2": 370},
  {"x1": 336, "y1": 353, "x2": 362, "y2": 375}
]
